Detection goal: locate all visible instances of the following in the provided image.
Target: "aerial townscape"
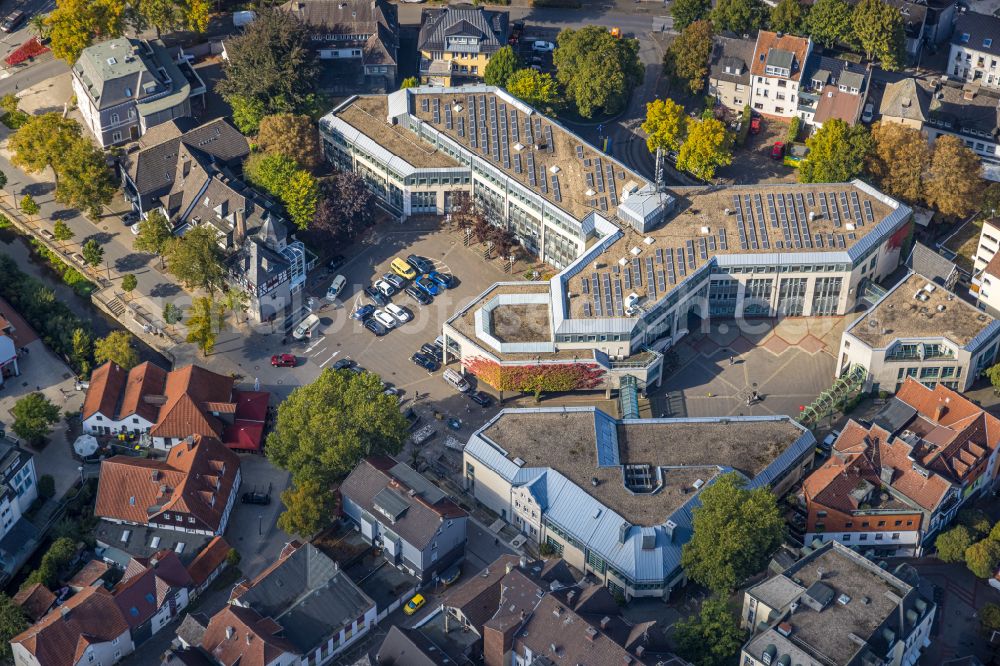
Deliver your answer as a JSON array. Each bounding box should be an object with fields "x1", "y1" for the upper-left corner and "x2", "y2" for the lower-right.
[{"x1": 4, "y1": 0, "x2": 1000, "y2": 664}]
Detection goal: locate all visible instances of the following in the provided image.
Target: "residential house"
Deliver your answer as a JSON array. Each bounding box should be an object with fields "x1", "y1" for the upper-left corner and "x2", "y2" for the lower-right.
[
  {"x1": 708, "y1": 34, "x2": 755, "y2": 113},
  {"x1": 375, "y1": 626, "x2": 449, "y2": 665},
  {"x1": 10, "y1": 587, "x2": 134, "y2": 666},
  {"x1": 279, "y1": 0, "x2": 399, "y2": 92},
  {"x1": 949, "y1": 12, "x2": 1000, "y2": 89},
  {"x1": 906, "y1": 241, "x2": 961, "y2": 292},
  {"x1": 340, "y1": 457, "x2": 469, "y2": 582},
  {"x1": 113, "y1": 550, "x2": 195, "y2": 645},
  {"x1": 879, "y1": 76, "x2": 1000, "y2": 180},
  {"x1": 203, "y1": 542, "x2": 377, "y2": 665},
  {"x1": 837, "y1": 271, "x2": 1000, "y2": 393},
  {"x1": 740, "y1": 541, "x2": 934, "y2": 666},
  {"x1": 797, "y1": 55, "x2": 868, "y2": 127},
  {"x1": 969, "y1": 217, "x2": 1000, "y2": 312},
  {"x1": 799, "y1": 0, "x2": 955, "y2": 58},
  {"x1": 418, "y1": 6, "x2": 509, "y2": 86},
  {"x1": 0, "y1": 311, "x2": 19, "y2": 386},
  {"x1": 801, "y1": 378, "x2": 1000, "y2": 555},
  {"x1": 12, "y1": 584, "x2": 55, "y2": 623},
  {"x1": 72, "y1": 37, "x2": 205, "y2": 147},
  {"x1": 0, "y1": 440, "x2": 40, "y2": 586},
  {"x1": 67, "y1": 560, "x2": 111, "y2": 592},
  {"x1": 749, "y1": 31, "x2": 813, "y2": 120},
  {"x1": 463, "y1": 407, "x2": 816, "y2": 600},
  {"x1": 94, "y1": 434, "x2": 241, "y2": 538},
  {"x1": 82, "y1": 361, "x2": 270, "y2": 452},
  {"x1": 119, "y1": 118, "x2": 250, "y2": 218},
  {"x1": 185, "y1": 536, "x2": 233, "y2": 595}
]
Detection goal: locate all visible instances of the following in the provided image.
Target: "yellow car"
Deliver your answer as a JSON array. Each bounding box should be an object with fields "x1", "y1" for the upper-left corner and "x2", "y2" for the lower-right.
[
  {"x1": 390, "y1": 257, "x2": 417, "y2": 280},
  {"x1": 403, "y1": 593, "x2": 425, "y2": 615}
]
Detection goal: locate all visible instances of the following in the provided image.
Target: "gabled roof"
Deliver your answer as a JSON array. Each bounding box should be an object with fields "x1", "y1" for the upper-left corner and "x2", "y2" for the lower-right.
[
  {"x1": 376, "y1": 626, "x2": 444, "y2": 666},
  {"x1": 83, "y1": 362, "x2": 128, "y2": 421},
  {"x1": 880, "y1": 78, "x2": 929, "y2": 123},
  {"x1": 67, "y1": 560, "x2": 110, "y2": 591},
  {"x1": 149, "y1": 364, "x2": 236, "y2": 438},
  {"x1": 418, "y1": 6, "x2": 509, "y2": 55},
  {"x1": 113, "y1": 552, "x2": 192, "y2": 628},
  {"x1": 186, "y1": 536, "x2": 232, "y2": 586},
  {"x1": 708, "y1": 34, "x2": 755, "y2": 85},
  {"x1": 95, "y1": 434, "x2": 240, "y2": 533},
  {"x1": 813, "y1": 84, "x2": 865, "y2": 126},
  {"x1": 906, "y1": 241, "x2": 959, "y2": 287},
  {"x1": 201, "y1": 605, "x2": 299, "y2": 666},
  {"x1": 952, "y1": 11, "x2": 1000, "y2": 52},
  {"x1": 751, "y1": 31, "x2": 810, "y2": 81},
  {"x1": 12, "y1": 583, "x2": 55, "y2": 622},
  {"x1": 11, "y1": 587, "x2": 130, "y2": 666}
]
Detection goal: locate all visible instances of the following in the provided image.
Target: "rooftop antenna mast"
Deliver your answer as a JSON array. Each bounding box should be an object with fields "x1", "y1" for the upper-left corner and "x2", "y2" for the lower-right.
[{"x1": 655, "y1": 147, "x2": 666, "y2": 193}]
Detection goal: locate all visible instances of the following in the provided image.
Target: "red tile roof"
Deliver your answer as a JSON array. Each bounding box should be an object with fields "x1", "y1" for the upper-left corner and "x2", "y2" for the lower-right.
[
  {"x1": 186, "y1": 537, "x2": 232, "y2": 587},
  {"x1": 201, "y1": 605, "x2": 298, "y2": 666},
  {"x1": 67, "y1": 560, "x2": 110, "y2": 591},
  {"x1": 11, "y1": 587, "x2": 130, "y2": 666},
  {"x1": 150, "y1": 365, "x2": 236, "y2": 439},
  {"x1": 83, "y1": 362, "x2": 128, "y2": 421},
  {"x1": 119, "y1": 362, "x2": 168, "y2": 424},
  {"x1": 95, "y1": 434, "x2": 240, "y2": 533},
  {"x1": 222, "y1": 421, "x2": 264, "y2": 452},
  {"x1": 813, "y1": 85, "x2": 864, "y2": 125},
  {"x1": 751, "y1": 30, "x2": 811, "y2": 81},
  {"x1": 12, "y1": 583, "x2": 55, "y2": 622}
]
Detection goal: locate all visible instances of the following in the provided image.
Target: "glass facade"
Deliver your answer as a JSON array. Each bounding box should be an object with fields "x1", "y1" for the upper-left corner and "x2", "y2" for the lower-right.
[
  {"x1": 812, "y1": 277, "x2": 842, "y2": 315},
  {"x1": 743, "y1": 278, "x2": 773, "y2": 316},
  {"x1": 777, "y1": 277, "x2": 807, "y2": 316},
  {"x1": 709, "y1": 279, "x2": 738, "y2": 316}
]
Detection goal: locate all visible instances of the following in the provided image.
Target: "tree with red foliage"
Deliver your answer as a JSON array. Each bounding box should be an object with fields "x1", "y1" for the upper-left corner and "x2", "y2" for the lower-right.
[
  {"x1": 463, "y1": 356, "x2": 605, "y2": 401},
  {"x1": 312, "y1": 171, "x2": 375, "y2": 244}
]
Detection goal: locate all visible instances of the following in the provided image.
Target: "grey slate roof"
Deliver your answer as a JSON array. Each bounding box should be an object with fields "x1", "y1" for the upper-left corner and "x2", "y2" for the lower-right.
[
  {"x1": 280, "y1": 0, "x2": 399, "y2": 66},
  {"x1": 952, "y1": 11, "x2": 1000, "y2": 52},
  {"x1": 376, "y1": 626, "x2": 445, "y2": 666},
  {"x1": 74, "y1": 38, "x2": 189, "y2": 113},
  {"x1": 175, "y1": 613, "x2": 209, "y2": 647},
  {"x1": 418, "y1": 6, "x2": 509, "y2": 55},
  {"x1": 233, "y1": 543, "x2": 374, "y2": 653},
  {"x1": 879, "y1": 78, "x2": 928, "y2": 123},
  {"x1": 927, "y1": 80, "x2": 1000, "y2": 139},
  {"x1": 906, "y1": 241, "x2": 960, "y2": 286},
  {"x1": 708, "y1": 35, "x2": 755, "y2": 85},
  {"x1": 802, "y1": 55, "x2": 866, "y2": 92},
  {"x1": 766, "y1": 48, "x2": 795, "y2": 71}
]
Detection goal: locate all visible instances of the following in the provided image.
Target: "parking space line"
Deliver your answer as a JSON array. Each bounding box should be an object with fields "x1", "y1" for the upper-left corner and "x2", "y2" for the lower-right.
[
  {"x1": 319, "y1": 351, "x2": 340, "y2": 368},
  {"x1": 310, "y1": 345, "x2": 329, "y2": 358},
  {"x1": 304, "y1": 335, "x2": 326, "y2": 353}
]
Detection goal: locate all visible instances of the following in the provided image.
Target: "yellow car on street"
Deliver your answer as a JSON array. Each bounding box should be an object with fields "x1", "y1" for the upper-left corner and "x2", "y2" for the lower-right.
[
  {"x1": 403, "y1": 593, "x2": 425, "y2": 615},
  {"x1": 391, "y1": 257, "x2": 417, "y2": 280}
]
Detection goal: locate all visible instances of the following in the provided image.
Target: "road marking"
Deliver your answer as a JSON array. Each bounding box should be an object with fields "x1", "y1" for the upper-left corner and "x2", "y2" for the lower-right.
[
  {"x1": 304, "y1": 336, "x2": 325, "y2": 353},
  {"x1": 310, "y1": 346, "x2": 328, "y2": 358},
  {"x1": 319, "y1": 351, "x2": 340, "y2": 368}
]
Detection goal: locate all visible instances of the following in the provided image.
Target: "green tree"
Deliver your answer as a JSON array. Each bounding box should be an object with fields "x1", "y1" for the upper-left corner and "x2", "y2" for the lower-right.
[
  {"x1": 121, "y1": 273, "x2": 137, "y2": 300},
  {"x1": 799, "y1": 119, "x2": 871, "y2": 183},
  {"x1": 245, "y1": 152, "x2": 298, "y2": 194},
  {"x1": 81, "y1": 239, "x2": 103, "y2": 267},
  {"x1": 20, "y1": 194, "x2": 38, "y2": 217},
  {"x1": 133, "y1": 209, "x2": 173, "y2": 266},
  {"x1": 399, "y1": 76, "x2": 420, "y2": 89},
  {"x1": 804, "y1": 0, "x2": 854, "y2": 48},
  {"x1": 0, "y1": 94, "x2": 18, "y2": 117},
  {"x1": 24, "y1": 537, "x2": 76, "y2": 587},
  {"x1": 225, "y1": 548, "x2": 241, "y2": 567},
  {"x1": 46, "y1": 0, "x2": 127, "y2": 64},
  {"x1": 935, "y1": 525, "x2": 973, "y2": 563},
  {"x1": 680, "y1": 472, "x2": 785, "y2": 593},
  {"x1": 990, "y1": 521, "x2": 1000, "y2": 542},
  {"x1": 133, "y1": 0, "x2": 209, "y2": 37},
  {"x1": 11, "y1": 392, "x2": 61, "y2": 445},
  {"x1": 672, "y1": 0, "x2": 711, "y2": 31},
  {"x1": 53, "y1": 219, "x2": 74, "y2": 248},
  {"x1": 986, "y1": 361, "x2": 1000, "y2": 393},
  {"x1": 0, "y1": 170, "x2": 7, "y2": 200},
  {"x1": 506, "y1": 68, "x2": 560, "y2": 110},
  {"x1": 9, "y1": 113, "x2": 81, "y2": 176},
  {"x1": 965, "y1": 539, "x2": 1000, "y2": 579},
  {"x1": 282, "y1": 170, "x2": 320, "y2": 230},
  {"x1": 222, "y1": 289, "x2": 249, "y2": 326},
  {"x1": 673, "y1": 596, "x2": 744, "y2": 666},
  {"x1": 163, "y1": 225, "x2": 225, "y2": 294},
  {"x1": 852, "y1": 0, "x2": 905, "y2": 70},
  {"x1": 28, "y1": 14, "x2": 50, "y2": 40},
  {"x1": 217, "y1": 9, "x2": 318, "y2": 124},
  {"x1": 787, "y1": 116, "x2": 801, "y2": 143},
  {"x1": 642, "y1": 98, "x2": 687, "y2": 154},
  {"x1": 70, "y1": 327, "x2": 92, "y2": 377},
  {"x1": 484, "y1": 45, "x2": 520, "y2": 88},
  {"x1": 54, "y1": 136, "x2": 116, "y2": 218},
  {"x1": 770, "y1": 0, "x2": 805, "y2": 34},
  {"x1": 185, "y1": 296, "x2": 224, "y2": 356},
  {"x1": 711, "y1": 0, "x2": 766, "y2": 35},
  {"x1": 229, "y1": 94, "x2": 267, "y2": 135},
  {"x1": 0, "y1": 593, "x2": 27, "y2": 661},
  {"x1": 277, "y1": 478, "x2": 337, "y2": 537},
  {"x1": 669, "y1": 20, "x2": 714, "y2": 94},
  {"x1": 267, "y1": 367, "x2": 409, "y2": 487},
  {"x1": 93, "y1": 330, "x2": 138, "y2": 369},
  {"x1": 982, "y1": 602, "x2": 1000, "y2": 633},
  {"x1": 924, "y1": 135, "x2": 983, "y2": 218},
  {"x1": 983, "y1": 182, "x2": 1000, "y2": 217},
  {"x1": 37, "y1": 474, "x2": 55, "y2": 499},
  {"x1": 867, "y1": 122, "x2": 929, "y2": 205},
  {"x1": 677, "y1": 117, "x2": 733, "y2": 181},
  {"x1": 256, "y1": 113, "x2": 323, "y2": 171},
  {"x1": 958, "y1": 509, "x2": 993, "y2": 536},
  {"x1": 553, "y1": 26, "x2": 643, "y2": 118},
  {"x1": 162, "y1": 302, "x2": 182, "y2": 325}
]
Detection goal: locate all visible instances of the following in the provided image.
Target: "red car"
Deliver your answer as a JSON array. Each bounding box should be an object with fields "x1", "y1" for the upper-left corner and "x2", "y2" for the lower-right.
[
  {"x1": 750, "y1": 117, "x2": 762, "y2": 134},
  {"x1": 770, "y1": 141, "x2": 785, "y2": 160},
  {"x1": 270, "y1": 354, "x2": 296, "y2": 367}
]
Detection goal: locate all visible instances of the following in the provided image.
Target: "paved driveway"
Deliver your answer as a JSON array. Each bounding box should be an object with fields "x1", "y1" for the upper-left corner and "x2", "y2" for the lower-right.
[{"x1": 224, "y1": 454, "x2": 292, "y2": 579}]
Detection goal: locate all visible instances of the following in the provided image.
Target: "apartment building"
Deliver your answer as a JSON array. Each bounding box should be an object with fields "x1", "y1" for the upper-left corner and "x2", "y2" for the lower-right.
[
  {"x1": 741, "y1": 541, "x2": 935, "y2": 666},
  {"x1": 801, "y1": 379, "x2": 1000, "y2": 555},
  {"x1": 708, "y1": 35, "x2": 755, "y2": 113},
  {"x1": 463, "y1": 407, "x2": 816, "y2": 600},
  {"x1": 949, "y1": 12, "x2": 1000, "y2": 89},
  {"x1": 969, "y1": 217, "x2": 1000, "y2": 312},
  {"x1": 72, "y1": 38, "x2": 205, "y2": 147},
  {"x1": 418, "y1": 5, "x2": 508, "y2": 86},
  {"x1": 749, "y1": 31, "x2": 812, "y2": 119}
]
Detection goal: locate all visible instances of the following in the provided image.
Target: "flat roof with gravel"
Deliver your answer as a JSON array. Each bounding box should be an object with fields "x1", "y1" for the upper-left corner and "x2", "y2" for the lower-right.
[{"x1": 336, "y1": 96, "x2": 460, "y2": 169}]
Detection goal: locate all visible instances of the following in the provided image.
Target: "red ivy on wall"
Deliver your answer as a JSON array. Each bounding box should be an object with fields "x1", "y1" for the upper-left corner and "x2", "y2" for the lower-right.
[
  {"x1": 463, "y1": 356, "x2": 605, "y2": 394},
  {"x1": 5, "y1": 38, "x2": 49, "y2": 67}
]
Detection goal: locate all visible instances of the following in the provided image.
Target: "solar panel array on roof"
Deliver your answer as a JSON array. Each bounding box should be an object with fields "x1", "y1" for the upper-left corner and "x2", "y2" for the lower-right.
[
  {"x1": 583, "y1": 302, "x2": 592, "y2": 316},
  {"x1": 586, "y1": 172, "x2": 594, "y2": 188},
  {"x1": 698, "y1": 237, "x2": 708, "y2": 260},
  {"x1": 444, "y1": 104, "x2": 452, "y2": 130},
  {"x1": 623, "y1": 266, "x2": 631, "y2": 290},
  {"x1": 513, "y1": 153, "x2": 522, "y2": 174},
  {"x1": 836, "y1": 235, "x2": 846, "y2": 248},
  {"x1": 734, "y1": 195, "x2": 749, "y2": 250},
  {"x1": 527, "y1": 153, "x2": 536, "y2": 186},
  {"x1": 814, "y1": 233, "x2": 824, "y2": 248},
  {"x1": 544, "y1": 125, "x2": 554, "y2": 154},
  {"x1": 457, "y1": 115, "x2": 465, "y2": 137},
  {"x1": 645, "y1": 257, "x2": 656, "y2": 298},
  {"x1": 591, "y1": 274, "x2": 601, "y2": 316},
  {"x1": 632, "y1": 257, "x2": 642, "y2": 286},
  {"x1": 850, "y1": 191, "x2": 863, "y2": 227},
  {"x1": 719, "y1": 227, "x2": 728, "y2": 251},
  {"x1": 421, "y1": 98, "x2": 429, "y2": 113},
  {"x1": 479, "y1": 97, "x2": 488, "y2": 155},
  {"x1": 795, "y1": 193, "x2": 811, "y2": 248},
  {"x1": 864, "y1": 200, "x2": 874, "y2": 222},
  {"x1": 551, "y1": 174, "x2": 562, "y2": 202},
  {"x1": 534, "y1": 118, "x2": 543, "y2": 146},
  {"x1": 807, "y1": 192, "x2": 815, "y2": 206},
  {"x1": 499, "y1": 104, "x2": 510, "y2": 169},
  {"x1": 468, "y1": 98, "x2": 477, "y2": 148},
  {"x1": 538, "y1": 164, "x2": 548, "y2": 193},
  {"x1": 752, "y1": 194, "x2": 770, "y2": 249},
  {"x1": 432, "y1": 98, "x2": 440, "y2": 124},
  {"x1": 595, "y1": 159, "x2": 605, "y2": 193},
  {"x1": 599, "y1": 198, "x2": 608, "y2": 211},
  {"x1": 665, "y1": 250, "x2": 676, "y2": 284},
  {"x1": 510, "y1": 109, "x2": 519, "y2": 143},
  {"x1": 582, "y1": 277, "x2": 589, "y2": 294},
  {"x1": 488, "y1": 97, "x2": 500, "y2": 162},
  {"x1": 685, "y1": 240, "x2": 696, "y2": 270},
  {"x1": 576, "y1": 145, "x2": 584, "y2": 159}
]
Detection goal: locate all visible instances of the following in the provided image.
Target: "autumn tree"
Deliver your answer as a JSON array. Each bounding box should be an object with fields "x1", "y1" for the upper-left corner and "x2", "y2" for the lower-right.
[
  {"x1": 133, "y1": 0, "x2": 210, "y2": 37},
  {"x1": 277, "y1": 478, "x2": 337, "y2": 537},
  {"x1": 804, "y1": 0, "x2": 854, "y2": 48},
  {"x1": 982, "y1": 182, "x2": 1000, "y2": 217},
  {"x1": 852, "y1": 0, "x2": 905, "y2": 70},
  {"x1": 677, "y1": 117, "x2": 733, "y2": 181},
  {"x1": 256, "y1": 114, "x2": 322, "y2": 172},
  {"x1": 553, "y1": 26, "x2": 643, "y2": 118},
  {"x1": 506, "y1": 69, "x2": 560, "y2": 110},
  {"x1": 642, "y1": 98, "x2": 687, "y2": 155},
  {"x1": 20, "y1": 195, "x2": 38, "y2": 217},
  {"x1": 163, "y1": 225, "x2": 225, "y2": 294},
  {"x1": 799, "y1": 119, "x2": 871, "y2": 183},
  {"x1": 185, "y1": 296, "x2": 224, "y2": 356},
  {"x1": 245, "y1": 152, "x2": 318, "y2": 229},
  {"x1": 10, "y1": 113, "x2": 80, "y2": 176},
  {"x1": 484, "y1": 45, "x2": 520, "y2": 88},
  {"x1": 46, "y1": 0, "x2": 126, "y2": 64},
  {"x1": 669, "y1": 20, "x2": 713, "y2": 94},
  {"x1": 672, "y1": 0, "x2": 711, "y2": 31},
  {"x1": 399, "y1": 76, "x2": 419, "y2": 89},
  {"x1": 121, "y1": 273, "x2": 137, "y2": 300},
  {"x1": 966, "y1": 539, "x2": 1000, "y2": 579},
  {"x1": 94, "y1": 330, "x2": 138, "y2": 369},
  {"x1": 935, "y1": 525, "x2": 973, "y2": 563},
  {"x1": 867, "y1": 122, "x2": 929, "y2": 205},
  {"x1": 313, "y1": 171, "x2": 375, "y2": 243},
  {"x1": 924, "y1": 135, "x2": 983, "y2": 218},
  {"x1": 55, "y1": 137, "x2": 116, "y2": 217},
  {"x1": 711, "y1": 0, "x2": 767, "y2": 35},
  {"x1": 770, "y1": 0, "x2": 805, "y2": 34}
]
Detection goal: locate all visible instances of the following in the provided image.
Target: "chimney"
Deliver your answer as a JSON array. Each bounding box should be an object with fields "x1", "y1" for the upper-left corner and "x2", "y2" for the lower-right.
[
  {"x1": 600, "y1": 616, "x2": 611, "y2": 630},
  {"x1": 234, "y1": 209, "x2": 246, "y2": 245},
  {"x1": 635, "y1": 645, "x2": 646, "y2": 657},
  {"x1": 519, "y1": 555, "x2": 527, "y2": 568},
  {"x1": 60, "y1": 607, "x2": 70, "y2": 620},
  {"x1": 567, "y1": 590, "x2": 576, "y2": 605},
  {"x1": 506, "y1": 560, "x2": 514, "y2": 575},
  {"x1": 933, "y1": 402, "x2": 948, "y2": 422}
]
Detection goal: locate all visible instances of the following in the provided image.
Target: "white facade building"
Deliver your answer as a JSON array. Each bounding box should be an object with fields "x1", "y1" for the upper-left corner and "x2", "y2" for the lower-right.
[{"x1": 749, "y1": 31, "x2": 812, "y2": 119}]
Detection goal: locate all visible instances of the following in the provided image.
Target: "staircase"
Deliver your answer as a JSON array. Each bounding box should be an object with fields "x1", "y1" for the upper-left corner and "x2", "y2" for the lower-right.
[{"x1": 106, "y1": 297, "x2": 126, "y2": 317}]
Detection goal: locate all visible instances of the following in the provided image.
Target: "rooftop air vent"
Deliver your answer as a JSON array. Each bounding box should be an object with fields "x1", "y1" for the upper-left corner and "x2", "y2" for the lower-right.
[
  {"x1": 550, "y1": 165, "x2": 560, "y2": 174},
  {"x1": 837, "y1": 594, "x2": 852, "y2": 605},
  {"x1": 845, "y1": 223, "x2": 855, "y2": 231},
  {"x1": 630, "y1": 246, "x2": 641, "y2": 256},
  {"x1": 700, "y1": 226, "x2": 711, "y2": 235},
  {"x1": 512, "y1": 457, "x2": 525, "y2": 467},
  {"x1": 644, "y1": 236, "x2": 655, "y2": 245}
]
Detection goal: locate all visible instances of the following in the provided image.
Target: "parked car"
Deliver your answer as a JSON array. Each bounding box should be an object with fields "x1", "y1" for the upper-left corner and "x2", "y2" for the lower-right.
[
  {"x1": 1, "y1": 10, "x2": 25, "y2": 33},
  {"x1": 326, "y1": 274, "x2": 347, "y2": 301},
  {"x1": 327, "y1": 254, "x2": 346, "y2": 270},
  {"x1": 385, "y1": 302, "x2": 412, "y2": 323},
  {"x1": 443, "y1": 367, "x2": 471, "y2": 393},
  {"x1": 420, "y1": 342, "x2": 441, "y2": 357},
  {"x1": 364, "y1": 318, "x2": 388, "y2": 336},
  {"x1": 122, "y1": 211, "x2": 139, "y2": 226},
  {"x1": 415, "y1": 275, "x2": 441, "y2": 296},
  {"x1": 428, "y1": 271, "x2": 456, "y2": 289},
  {"x1": 820, "y1": 429, "x2": 841, "y2": 452},
  {"x1": 364, "y1": 286, "x2": 389, "y2": 306},
  {"x1": 468, "y1": 390, "x2": 492, "y2": 407},
  {"x1": 292, "y1": 313, "x2": 321, "y2": 340},
  {"x1": 405, "y1": 286, "x2": 432, "y2": 305},
  {"x1": 39, "y1": 229, "x2": 54, "y2": 240},
  {"x1": 406, "y1": 254, "x2": 435, "y2": 274},
  {"x1": 750, "y1": 116, "x2": 762, "y2": 134},
  {"x1": 411, "y1": 352, "x2": 440, "y2": 372},
  {"x1": 333, "y1": 358, "x2": 355, "y2": 371},
  {"x1": 403, "y1": 594, "x2": 426, "y2": 615},
  {"x1": 383, "y1": 272, "x2": 407, "y2": 290},
  {"x1": 71, "y1": 253, "x2": 87, "y2": 266},
  {"x1": 770, "y1": 141, "x2": 785, "y2": 160},
  {"x1": 270, "y1": 353, "x2": 296, "y2": 367},
  {"x1": 374, "y1": 279, "x2": 397, "y2": 298},
  {"x1": 351, "y1": 304, "x2": 375, "y2": 321},
  {"x1": 532, "y1": 40, "x2": 555, "y2": 52},
  {"x1": 861, "y1": 103, "x2": 874, "y2": 123},
  {"x1": 373, "y1": 309, "x2": 397, "y2": 330},
  {"x1": 241, "y1": 489, "x2": 271, "y2": 505},
  {"x1": 390, "y1": 257, "x2": 417, "y2": 280}
]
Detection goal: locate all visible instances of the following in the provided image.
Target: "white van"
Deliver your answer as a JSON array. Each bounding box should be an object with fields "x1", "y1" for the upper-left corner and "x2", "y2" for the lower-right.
[
  {"x1": 326, "y1": 274, "x2": 347, "y2": 301},
  {"x1": 442, "y1": 368, "x2": 471, "y2": 393},
  {"x1": 292, "y1": 313, "x2": 321, "y2": 340}
]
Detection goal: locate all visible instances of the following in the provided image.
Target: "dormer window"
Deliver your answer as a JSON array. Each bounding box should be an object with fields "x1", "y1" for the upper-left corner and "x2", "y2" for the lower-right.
[
  {"x1": 986, "y1": 38, "x2": 993, "y2": 48},
  {"x1": 961, "y1": 32, "x2": 970, "y2": 43},
  {"x1": 124, "y1": 87, "x2": 133, "y2": 97}
]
